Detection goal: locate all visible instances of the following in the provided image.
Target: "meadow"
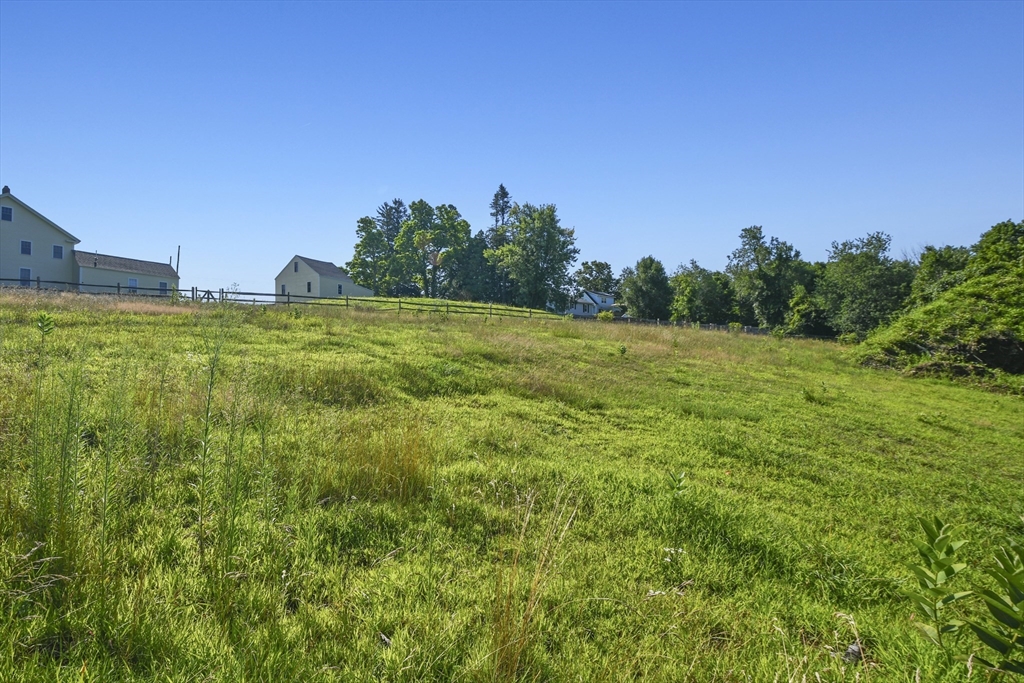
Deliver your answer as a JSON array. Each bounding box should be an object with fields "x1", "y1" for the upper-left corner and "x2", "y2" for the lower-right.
[{"x1": 0, "y1": 290, "x2": 1021, "y2": 681}]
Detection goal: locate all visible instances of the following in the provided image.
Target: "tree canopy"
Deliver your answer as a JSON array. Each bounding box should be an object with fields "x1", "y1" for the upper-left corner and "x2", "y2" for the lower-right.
[
  {"x1": 620, "y1": 256, "x2": 672, "y2": 320},
  {"x1": 573, "y1": 261, "x2": 620, "y2": 298},
  {"x1": 726, "y1": 226, "x2": 803, "y2": 328},
  {"x1": 487, "y1": 203, "x2": 579, "y2": 311},
  {"x1": 669, "y1": 261, "x2": 736, "y2": 325}
]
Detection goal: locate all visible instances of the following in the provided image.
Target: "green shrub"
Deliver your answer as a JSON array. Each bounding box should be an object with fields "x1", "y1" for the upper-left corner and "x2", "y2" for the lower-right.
[{"x1": 596, "y1": 310, "x2": 614, "y2": 322}]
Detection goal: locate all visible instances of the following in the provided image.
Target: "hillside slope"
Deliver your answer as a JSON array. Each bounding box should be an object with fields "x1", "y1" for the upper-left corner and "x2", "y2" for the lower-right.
[
  {"x1": 0, "y1": 292, "x2": 1021, "y2": 681},
  {"x1": 858, "y1": 219, "x2": 1024, "y2": 386}
]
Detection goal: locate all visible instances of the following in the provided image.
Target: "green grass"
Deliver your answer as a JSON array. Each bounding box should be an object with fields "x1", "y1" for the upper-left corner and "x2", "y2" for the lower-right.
[
  {"x1": 308, "y1": 295, "x2": 564, "y2": 320},
  {"x1": 857, "y1": 265, "x2": 1024, "y2": 388},
  {"x1": 1, "y1": 290, "x2": 1021, "y2": 681}
]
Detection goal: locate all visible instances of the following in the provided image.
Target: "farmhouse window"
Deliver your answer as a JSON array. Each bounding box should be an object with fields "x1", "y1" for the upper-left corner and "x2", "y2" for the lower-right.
[
  {"x1": 307, "y1": 281, "x2": 311, "y2": 293},
  {"x1": 19, "y1": 268, "x2": 30, "y2": 286},
  {"x1": 20, "y1": 240, "x2": 31, "y2": 255},
  {"x1": 281, "y1": 284, "x2": 286, "y2": 295},
  {"x1": 159, "y1": 282, "x2": 168, "y2": 295},
  {"x1": 128, "y1": 278, "x2": 138, "y2": 293},
  {"x1": 1, "y1": 207, "x2": 12, "y2": 221},
  {"x1": 294, "y1": 262, "x2": 299, "y2": 272},
  {"x1": 338, "y1": 284, "x2": 343, "y2": 295},
  {"x1": 53, "y1": 245, "x2": 64, "y2": 259}
]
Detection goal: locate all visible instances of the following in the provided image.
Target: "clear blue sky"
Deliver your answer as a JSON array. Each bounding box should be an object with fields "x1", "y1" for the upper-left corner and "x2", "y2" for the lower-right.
[{"x1": 1, "y1": 1, "x2": 1021, "y2": 292}]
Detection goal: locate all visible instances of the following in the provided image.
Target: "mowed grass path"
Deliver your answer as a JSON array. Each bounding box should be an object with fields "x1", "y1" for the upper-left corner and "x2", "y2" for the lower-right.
[{"x1": 0, "y1": 293, "x2": 1021, "y2": 681}]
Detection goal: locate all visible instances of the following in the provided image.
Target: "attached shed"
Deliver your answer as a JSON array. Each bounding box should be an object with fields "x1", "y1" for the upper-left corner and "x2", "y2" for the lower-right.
[
  {"x1": 275, "y1": 255, "x2": 373, "y2": 302},
  {"x1": 76, "y1": 252, "x2": 179, "y2": 296}
]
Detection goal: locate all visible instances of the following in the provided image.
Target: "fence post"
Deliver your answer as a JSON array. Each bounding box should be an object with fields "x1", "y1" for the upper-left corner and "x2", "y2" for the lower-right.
[
  {"x1": 398, "y1": 298, "x2": 401, "y2": 314},
  {"x1": 346, "y1": 295, "x2": 349, "y2": 309},
  {"x1": 287, "y1": 293, "x2": 291, "y2": 306},
  {"x1": 446, "y1": 300, "x2": 449, "y2": 315},
  {"x1": 219, "y1": 288, "x2": 224, "y2": 302},
  {"x1": 117, "y1": 282, "x2": 121, "y2": 295},
  {"x1": 489, "y1": 302, "x2": 492, "y2": 319},
  {"x1": 36, "y1": 276, "x2": 41, "y2": 290},
  {"x1": 529, "y1": 308, "x2": 532, "y2": 318}
]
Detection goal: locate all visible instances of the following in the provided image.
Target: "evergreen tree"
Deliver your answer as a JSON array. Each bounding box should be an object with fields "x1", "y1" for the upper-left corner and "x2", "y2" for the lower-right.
[
  {"x1": 486, "y1": 185, "x2": 515, "y2": 303},
  {"x1": 376, "y1": 199, "x2": 409, "y2": 249},
  {"x1": 489, "y1": 184, "x2": 512, "y2": 228}
]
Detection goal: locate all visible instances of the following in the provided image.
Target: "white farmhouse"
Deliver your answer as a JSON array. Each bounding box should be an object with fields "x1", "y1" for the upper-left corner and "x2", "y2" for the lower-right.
[
  {"x1": 275, "y1": 255, "x2": 373, "y2": 302},
  {"x1": 0, "y1": 187, "x2": 81, "y2": 288},
  {"x1": 567, "y1": 290, "x2": 620, "y2": 318},
  {"x1": 0, "y1": 186, "x2": 179, "y2": 295}
]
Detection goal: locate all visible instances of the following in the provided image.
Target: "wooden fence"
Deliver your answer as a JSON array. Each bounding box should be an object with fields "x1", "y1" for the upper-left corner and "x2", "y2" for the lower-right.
[{"x1": 0, "y1": 278, "x2": 832, "y2": 338}]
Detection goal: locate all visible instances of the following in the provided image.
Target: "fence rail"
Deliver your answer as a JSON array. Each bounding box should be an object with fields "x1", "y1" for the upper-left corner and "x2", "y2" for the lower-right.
[
  {"x1": 0, "y1": 278, "x2": 559, "y2": 320},
  {"x1": 0, "y1": 278, "x2": 834, "y2": 338}
]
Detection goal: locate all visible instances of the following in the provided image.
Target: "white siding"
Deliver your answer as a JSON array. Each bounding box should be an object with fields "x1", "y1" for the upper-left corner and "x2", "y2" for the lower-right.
[
  {"x1": 77, "y1": 266, "x2": 179, "y2": 296},
  {"x1": 0, "y1": 195, "x2": 77, "y2": 288},
  {"x1": 274, "y1": 258, "x2": 320, "y2": 303},
  {"x1": 319, "y1": 274, "x2": 373, "y2": 299}
]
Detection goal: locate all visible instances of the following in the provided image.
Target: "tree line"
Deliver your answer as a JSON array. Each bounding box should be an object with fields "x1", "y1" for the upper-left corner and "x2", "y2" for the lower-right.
[
  {"x1": 609, "y1": 223, "x2": 1019, "y2": 339},
  {"x1": 345, "y1": 185, "x2": 579, "y2": 311},
  {"x1": 346, "y1": 185, "x2": 1019, "y2": 339}
]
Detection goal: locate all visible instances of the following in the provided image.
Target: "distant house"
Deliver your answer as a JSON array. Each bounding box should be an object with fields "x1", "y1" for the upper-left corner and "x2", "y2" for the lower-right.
[
  {"x1": 0, "y1": 186, "x2": 81, "y2": 288},
  {"x1": 275, "y1": 255, "x2": 373, "y2": 302},
  {"x1": 76, "y1": 252, "x2": 179, "y2": 296},
  {"x1": 567, "y1": 290, "x2": 620, "y2": 318},
  {"x1": 0, "y1": 186, "x2": 179, "y2": 295}
]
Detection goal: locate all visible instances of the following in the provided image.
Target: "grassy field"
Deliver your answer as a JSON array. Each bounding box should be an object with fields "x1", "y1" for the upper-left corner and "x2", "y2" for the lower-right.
[
  {"x1": 297, "y1": 295, "x2": 564, "y2": 321},
  {"x1": 1, "y1": 290, "x2": 1021, "y2": 681}
]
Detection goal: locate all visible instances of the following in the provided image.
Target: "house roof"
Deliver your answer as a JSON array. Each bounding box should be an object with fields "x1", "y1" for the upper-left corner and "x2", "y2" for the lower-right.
[
  {"x1": 295, "y1": 255, "x2": 352, "y2": 279},
  {"x1": 75, "y1": 251, "x2": 178, "y2": 278},
  {"x1": 0, "y1": 191, "x2": 81, "y2": 244}
]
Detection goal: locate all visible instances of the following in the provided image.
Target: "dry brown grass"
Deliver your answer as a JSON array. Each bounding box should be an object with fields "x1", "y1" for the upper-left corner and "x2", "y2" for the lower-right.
[
  {"x1": 489, "y1": 488, "x2": 577, "y2": 682},
  {"x1": 0, "y1": 288, "x2": 195, "y2": 316}
]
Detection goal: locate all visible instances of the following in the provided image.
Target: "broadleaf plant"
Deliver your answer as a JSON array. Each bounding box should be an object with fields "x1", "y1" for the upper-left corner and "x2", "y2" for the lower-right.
[
  {"x1": 966, "y1": 538, "x2": 1024, "y2": 675},
  {"x1": 906, "y1": 518, "x2": 1024, "y2": 675},
  {"x1": 902, "y1": 516, "x2": 971, "y2": 648}
]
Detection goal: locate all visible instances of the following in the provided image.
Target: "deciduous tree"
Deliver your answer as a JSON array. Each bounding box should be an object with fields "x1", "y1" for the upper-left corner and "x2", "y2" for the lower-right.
[
  {"x1": 620, "y1": 256, "x2": 672, "y2": 320},
  {"x1": 818, "y1": 232, "x2": 915, "y2": 336},
  {"x1": 669, "y1": 261, "x2": 736, "y2": 324},
  {"x1": 573, "y1": 261, "x2": 620, "y2": 299},
  {"x1": 487, "y1": 203, "x2": 578, "y2": 311},
  {"x1": 346, "y1": 216, "x2": 391, "y2": 295},
  {"x1": 726, "y1": 226, "x2": 802, "y2": 328}
]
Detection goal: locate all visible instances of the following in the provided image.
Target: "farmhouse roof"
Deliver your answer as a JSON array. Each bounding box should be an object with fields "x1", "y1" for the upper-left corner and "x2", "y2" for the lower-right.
[
  {"x1": 0, "y1": 190, "x2": 81, "y2": 244},
  {"x1": 75, "y1": 251, "x2": 178, "y2": 278},
  {"x1": 296, "y1": 255, "x2": 351, "y2": 279}
]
